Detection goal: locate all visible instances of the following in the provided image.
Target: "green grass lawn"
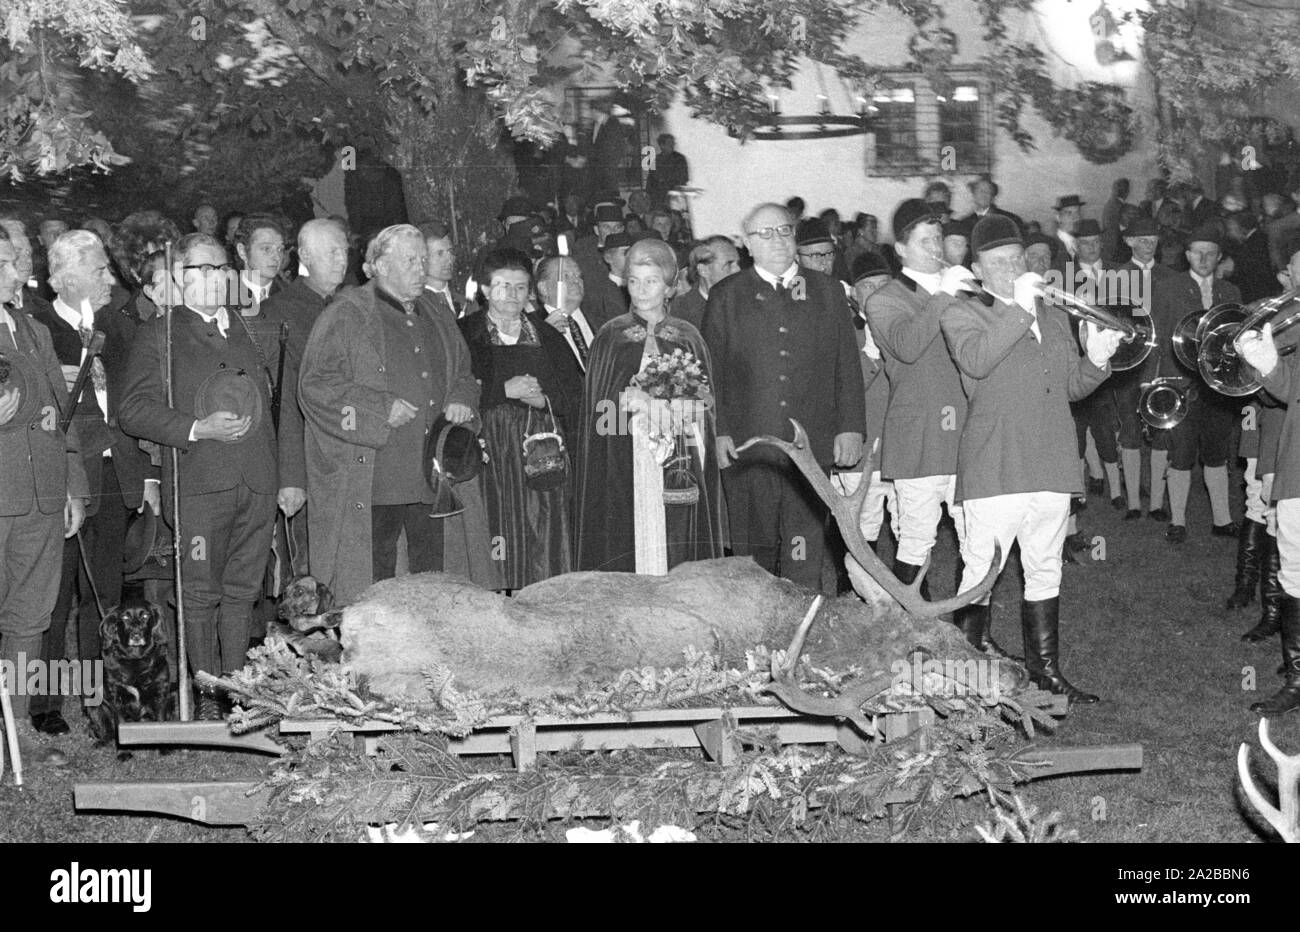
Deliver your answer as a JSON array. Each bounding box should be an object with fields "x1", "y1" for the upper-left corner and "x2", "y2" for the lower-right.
[{"x1": 2, "y1": 462, "x2": 1296, "y2": 843}]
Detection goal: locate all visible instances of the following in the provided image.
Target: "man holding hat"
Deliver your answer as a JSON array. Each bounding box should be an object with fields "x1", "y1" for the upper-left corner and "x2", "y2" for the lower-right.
[
  {"x1": 0, "y1": 227, "x2": 88, "y2": 758},
  {"x1": 864, "y1": 199, "x2": 973, "y2": 606},
  {"x1": 119, "y1": 232, "x2": 279, "y2": 717},
  {"x1": 1143, "y1": 223, "x2": 1241, "y2": 542},
  {"x1": 940, "y1": 214, "x2": 1121, "y2": 702},
  {"x1": 1053, "y1": 195, "x2": 1085, "y2": 260}
]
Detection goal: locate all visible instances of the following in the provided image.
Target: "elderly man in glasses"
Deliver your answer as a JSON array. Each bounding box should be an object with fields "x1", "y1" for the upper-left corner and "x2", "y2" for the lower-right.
[
  {"x1": 119, "y1": 233, "x2": 280, "y2": 718},
  {"x1": 703, "y1": 202, "x2": 865, "y2": 593}
]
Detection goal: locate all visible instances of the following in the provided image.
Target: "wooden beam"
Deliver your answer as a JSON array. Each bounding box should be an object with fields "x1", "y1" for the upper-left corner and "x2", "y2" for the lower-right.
[
  {"x1": 74, "y1": 782, "x2": 268, "y2": 826},
  {"x1": 117, "y1": 722, "x2": 284, "y2": 756}
]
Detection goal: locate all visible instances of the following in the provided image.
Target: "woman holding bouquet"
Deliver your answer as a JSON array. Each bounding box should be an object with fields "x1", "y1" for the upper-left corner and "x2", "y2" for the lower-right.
[
  {"x1": 577, "y1": 236, "x2": 725, "y2": 572},
  {"x1": 459, "y1": 248, "x2": 582, "y2": 590}
]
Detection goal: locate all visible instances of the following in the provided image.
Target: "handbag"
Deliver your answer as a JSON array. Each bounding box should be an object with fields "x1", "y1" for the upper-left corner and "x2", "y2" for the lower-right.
[{"x1": 521, "y1": 396, "x2": 568, "y2": 491}]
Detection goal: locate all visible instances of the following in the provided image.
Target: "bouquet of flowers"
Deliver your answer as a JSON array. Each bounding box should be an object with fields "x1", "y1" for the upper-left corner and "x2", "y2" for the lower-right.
[{"x1": 624, "y1": 349, "x2": 712, "y2": 505}]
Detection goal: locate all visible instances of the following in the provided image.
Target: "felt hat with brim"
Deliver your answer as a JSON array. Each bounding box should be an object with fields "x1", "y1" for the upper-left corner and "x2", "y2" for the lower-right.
[
  {"x1": 941, "y1": 221, "x2": 968, "y2": 239},
  {"x1": 892, "y1": 199, "x2": 940, "y2": 242},
  {"x1": 122, "y1": 507, "x2": 171, "y2": 575},
  {"x1": 1075, "y1": 219, "x2": 1103, "y2": 239},
  {"x1": 850, "y1": 250, "x2": 891, "y2": 284},
  {"x1": 593, "y1": 205, "x2": 625, "y2": 224},
  {"x1": 194, "y1": 368, "x2": 264, "y2": 439},
  {"x1": 972, "y1": 214, "x2": 1023, "y2": 254},
  {"x1": 1054, "y1": 195, "x2": 1085, "y2": 210},
  {"x1": 0, "y1": 348, "x2": 40, "y2": 431},
  {"x1": 601, "y1": 232, "x2": 634, "y2": 251},
  {"x1": 1025, "y1": 232, "x2": 1058, "y2": 254},
  {"x1": 1187, "y1": 223, "x2": 1224, "y2": 249},
  {"x1": 424, "y1": 416, "x2": 485, "y2": 518},
  {"x1": 1122, "y1": 215, "x2": 1159, "y2": 238},
  {"x1": 796, "y1": 218, "x2": 833, "y2": 247}
]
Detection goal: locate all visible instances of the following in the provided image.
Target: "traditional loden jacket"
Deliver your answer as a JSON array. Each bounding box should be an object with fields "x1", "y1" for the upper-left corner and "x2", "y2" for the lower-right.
[{"x1": 939, "y1": 292, "x2": 1109, "y2": 503}]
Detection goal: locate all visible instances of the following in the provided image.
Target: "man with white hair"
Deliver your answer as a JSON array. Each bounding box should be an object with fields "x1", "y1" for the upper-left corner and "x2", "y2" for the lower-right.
[
  {"x1": 0, "y1": 217, "x2": 52, "y2": 318},
  {"x1": 30, "y1": 230, "x2": 152, "y2": 733},
  {"x1": 299, "y1": 224, "x2": 480, "y2": 603}
]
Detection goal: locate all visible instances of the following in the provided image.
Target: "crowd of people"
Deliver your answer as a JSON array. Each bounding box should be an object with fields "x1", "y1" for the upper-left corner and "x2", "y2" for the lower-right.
[{"x1": 3, "y1": 163, "x2": 1300, "y2": 769}]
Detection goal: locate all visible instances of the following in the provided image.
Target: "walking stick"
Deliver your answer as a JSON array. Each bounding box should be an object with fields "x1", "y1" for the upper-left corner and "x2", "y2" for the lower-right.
[
  {"x1": 59, "y1": 329, "x2": 109, "y2": 623},
  {"x1": 0, "y1": 661, "x2": 21, "y2": 787},
  {"x1": 163, "y1": 242, "x2": 191, "y2": 721}
]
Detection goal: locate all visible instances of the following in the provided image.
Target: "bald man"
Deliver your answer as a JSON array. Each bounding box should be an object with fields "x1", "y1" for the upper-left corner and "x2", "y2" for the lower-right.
[{"x1": 260, "y1": 219, "x2": 350, "y2": 573}]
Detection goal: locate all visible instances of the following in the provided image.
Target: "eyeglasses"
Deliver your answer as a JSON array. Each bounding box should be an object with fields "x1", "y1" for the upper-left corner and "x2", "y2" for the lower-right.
[
  {"x1": 746, "y1": 224, "x2": 795, "y2": 240},
  {"x1": 798, "y1": 250, "x2": 835, "y2": 260},
  {"x1": 183, "y1": 263, "x2": 232, "y2": 273},
  {"x1": 489, "y1": 282, "x2": 531, "y2": 296}
]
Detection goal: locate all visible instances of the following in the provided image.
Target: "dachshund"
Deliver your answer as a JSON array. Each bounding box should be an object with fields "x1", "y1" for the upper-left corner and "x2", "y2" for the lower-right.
[
  {"x1": 270, "y1": 576, "x2": 343, "y2": 661},
  {"x1": 88, "y1": 585, "x2": 171, "y2": 759}
]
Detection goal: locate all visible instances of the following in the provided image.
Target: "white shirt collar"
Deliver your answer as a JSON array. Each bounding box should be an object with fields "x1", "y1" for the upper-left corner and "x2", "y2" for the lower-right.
[
  {"x1": 54, "y1": 296, "x2": 95, "y2": 330},
  {"x1": 189, "y1": 304, "x2": 230, "y2": 337},
  {"x1": 0, "y1": 305, "x2": 15, "y2": 343},
  {"x1": 753, "y1": 263, "x2": 799, "y2": 289},
  {"x1": 241, "y1": 272, "x2": 271, "y2": 301},
  {"x1": 902, "y1": 267, "x2": 943, "y2": 294},
  {"x1": 1132, "y1": 259, "x2": 1153, "y2": 271}
]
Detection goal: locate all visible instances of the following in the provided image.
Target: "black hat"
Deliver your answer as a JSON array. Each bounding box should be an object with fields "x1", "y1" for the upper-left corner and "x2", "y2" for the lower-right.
[
  {"x1": 796, "y1": 218, "x2": 833, "y2": 247},
  {"x1": 507, "y1": 215, "x2": 547, "y2": 238},
  {"x1": 601, "y1": 232, "x2": 634, "y2": 250},
  {"x1": 591, "y1": 191, "x2": 626, "y2": 209},
  {"x1": 498, "y1": 196, "x2": 535, "y2": 221},
  {"x1": 0, "y1": 348, "x2": 39, "y2": 432},
  {"x1": 194, "y1": 368, "x2": 264, "y2": 439},
  {"x1": 941, "y1": 220, "x2": 968, "y2": 239},
  {"x1": 850, "y1": 250, "x2": 891, "y2": 284},
  {"x1": 593, "y1": 204, "x2": 625, "y2": 224},
  {"x1": 122, "y1": 508, "x2": 172, "y2": 576},
  {"x1": 1187, "y1": 223, "x2": 1223, "y2": 249},
  {"x1": 1122, "y1": 215, "x2": 1159, "y2": 238},
  {"x1": 1075, "y1": 218, "x2": 1103, "y2": 238},
  {"x1": 971, "y1": 214, "x2": 1023, "y2": 254},
  {"x1": 423, "y1": 417, "x2": 486, "y2": 518},
  {"x1": 1025, "y1": 232, "x2": 1057, "y2": 254},
  {"x1": 1054, "y1": 194, "x2": 1085, "y2": 211},
  {"x1": 892, "y1": 198, "x2": 939, "y2": 242}
]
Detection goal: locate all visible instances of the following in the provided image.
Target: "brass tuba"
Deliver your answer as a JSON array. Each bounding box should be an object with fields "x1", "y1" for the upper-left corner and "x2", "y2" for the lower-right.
[{"x1": 1198, "y1": 287, "x2": 1300, "y2": 397}]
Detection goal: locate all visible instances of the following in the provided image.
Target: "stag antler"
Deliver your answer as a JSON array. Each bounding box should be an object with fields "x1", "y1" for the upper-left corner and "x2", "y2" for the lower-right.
[
  {"x1": 760, "y1": 595, "x2": 890, "y2": 737},
  {"x1": 1238, "y1": 717, "x2": 1299, "y2": 842},
  {"x1": 735, "y1": 420, "x2": 1000, "y2": 618}
]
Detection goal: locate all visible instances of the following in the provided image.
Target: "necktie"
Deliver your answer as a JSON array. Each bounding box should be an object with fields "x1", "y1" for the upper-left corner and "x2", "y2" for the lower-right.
[
  {"x1": 569, "y1": 316, "x2": 590, "y2": 370},
  {"x1": 774, "y1": 280, "x2": 786, "y2": 297},
  {"x1": 1200, "y1": 277, "x2": 1213, "y2": 311},
  {"x1": 79, "y1": 325, "x2": 107, "y2": 393}
]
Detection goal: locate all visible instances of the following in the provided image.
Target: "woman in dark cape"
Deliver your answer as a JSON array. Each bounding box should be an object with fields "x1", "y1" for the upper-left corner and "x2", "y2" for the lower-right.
[
  {"x1": 459, "y1": 249, "x2": 582, "y2": 590},
  {"x1": 576, "y1": 237, "x2": 724, "y2": 572}
]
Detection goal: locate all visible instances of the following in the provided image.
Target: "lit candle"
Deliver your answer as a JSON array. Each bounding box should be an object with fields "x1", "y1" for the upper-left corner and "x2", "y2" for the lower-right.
[
  {"x1": 817, "y1": 94, "x2": 830, "y2": 116},
  {"x1": 767, "y1": 93, "x2": 779, "y2": 115}
]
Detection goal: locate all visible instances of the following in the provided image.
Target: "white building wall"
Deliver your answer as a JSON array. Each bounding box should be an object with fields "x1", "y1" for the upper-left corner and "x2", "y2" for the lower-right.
[{"x1": 651, "y1": 0, "x2": 1159, "y2": 239}]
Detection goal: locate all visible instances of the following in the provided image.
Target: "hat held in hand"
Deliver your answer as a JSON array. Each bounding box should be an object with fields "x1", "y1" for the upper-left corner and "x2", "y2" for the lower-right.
[{"x1": 194, "y1": 368, "x2": 264, "y2": 440}]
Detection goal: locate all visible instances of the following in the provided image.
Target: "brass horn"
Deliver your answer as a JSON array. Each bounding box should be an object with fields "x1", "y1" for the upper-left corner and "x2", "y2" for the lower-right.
[
  {"x1": 1198, "y1": 287, "x2": 1300, "y2": 397},
  {"x1": 1038, "y1": 282, "x2": 1155, "y2": 372},
  {"x1": 1138, "y1": 377, "x2": 1189, "y2": 430},
  {"x1": 1172, "y1": 308, "x2": 1206, "y2": 371}
]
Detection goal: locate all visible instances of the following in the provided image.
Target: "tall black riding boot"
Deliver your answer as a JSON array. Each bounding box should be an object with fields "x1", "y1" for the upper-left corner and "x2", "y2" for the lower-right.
[
  {"x1": 893, "y1": 559, "x2": 931, "y2": 601},
  {"x1": 1249, "y1": 593, "x2": 1300, "y2": 715},
  {"x1": 1242, "y1": 534, "x2": 1282, "y2": 644},
  {"x1": 955, "y1": 603, "x2": 1022, "y2": 663},
  {"x1": 1021, "y1": 597, "x2": 1099, "y2": 704},
  {"x1": 1226, "y1": 519, "x2": 1266, "y2": 609}
]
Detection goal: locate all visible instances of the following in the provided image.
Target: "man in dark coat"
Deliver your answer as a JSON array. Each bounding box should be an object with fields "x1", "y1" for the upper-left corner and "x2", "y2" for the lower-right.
[
  {"x1": 704, "y1": 202, "x2": 865, "y2": 592},
  {"x1": 298, "y1": 225, "x2": 479, "y2": 603},
  {"x1": 0, "y1": 228, "x2": 87, "y2": 759},
  {"x1": 119, "y1": 233, "x2": 280, "y2": 717}
]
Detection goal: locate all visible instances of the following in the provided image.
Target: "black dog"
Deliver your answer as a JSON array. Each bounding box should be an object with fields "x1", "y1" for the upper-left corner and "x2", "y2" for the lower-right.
[
  {"x1": 89, "y1": 586, "x2": 171, "y2": 759},
  {"x1": 270, "y1": 576, "x2": 343, "y2": 661}
]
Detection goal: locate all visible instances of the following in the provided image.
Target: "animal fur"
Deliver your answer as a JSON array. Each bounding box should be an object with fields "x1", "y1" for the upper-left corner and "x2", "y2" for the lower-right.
[
  {"x1": 89, "y1": 587, "x2": 171, "y2": 758},
  {"x1": 270, "y1": 575, "x2": 343, "y2": 661},
  {"x1": 338, "y1": 557, "x2": 986, "y2": 705}
]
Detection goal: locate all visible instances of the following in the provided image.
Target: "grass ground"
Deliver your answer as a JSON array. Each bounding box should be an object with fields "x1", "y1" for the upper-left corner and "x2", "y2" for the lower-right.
[{"x1": 1, "y1": 461, "x2": 1295, "y2": 843}]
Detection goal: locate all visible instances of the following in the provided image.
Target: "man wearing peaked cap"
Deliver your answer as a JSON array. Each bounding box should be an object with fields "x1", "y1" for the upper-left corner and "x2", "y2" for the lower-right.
[
  {"x1": 864, "y1": 199, "x2": 971, "y2": 605},
  {"x1": 1141, "y1": 221, "x2": 1241, "y2": 544},
  {"x1": 939, "y1": 213, "x2": 1121, "y2": 703}
]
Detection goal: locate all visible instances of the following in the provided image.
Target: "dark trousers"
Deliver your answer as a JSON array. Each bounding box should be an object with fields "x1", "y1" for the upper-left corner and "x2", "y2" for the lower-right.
[
  {"x1": 1111, "y1": 373, "x2": 1144, "y2": 450},
  {"x1": 180, "y1": 483, "x2": 276, "y2": 676},
  {"x1": 1167, "y1": 390, "x2": 1235, "y2": 470},
  {"x1": 722, "y1": 450, "x2": 830, "y2": 592},
  {"x1": 1072, "y1": 393, "x2": 1118, "y2": 463},
  {"x1": 33, "y1": 458, "x2": 125, "y2": 716},
  {"x1": 372, "y1": 503, "x2": 444, "y2": 581}
]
